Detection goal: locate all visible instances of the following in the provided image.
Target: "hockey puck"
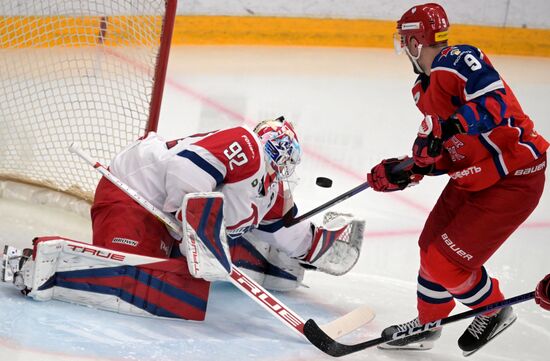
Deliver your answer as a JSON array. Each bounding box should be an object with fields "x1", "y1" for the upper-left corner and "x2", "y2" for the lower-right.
[{"x1": 315, "y1": 177, "x2": 333, "y2": 188}]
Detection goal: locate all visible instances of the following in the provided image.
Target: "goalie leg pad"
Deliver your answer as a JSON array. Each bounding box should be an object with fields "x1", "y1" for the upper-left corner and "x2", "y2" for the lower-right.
[
  {"x1": 6, "y1": 237, "x2": 210, "y2": 321},
  {"x1": 181, "y1": 192, "x2": 232, "y2": 282}
]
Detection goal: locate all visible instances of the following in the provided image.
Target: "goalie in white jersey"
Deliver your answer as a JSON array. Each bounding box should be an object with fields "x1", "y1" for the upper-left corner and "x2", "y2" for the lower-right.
[
  {"x1": 94, "y1": 117, "x2": 307, "y2": 260},
  {"x1": 2, "y1": 117, "x2": 364, "y2": 321}
]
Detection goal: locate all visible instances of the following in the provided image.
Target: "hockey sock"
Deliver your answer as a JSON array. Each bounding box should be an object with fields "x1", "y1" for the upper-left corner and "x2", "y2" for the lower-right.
[
  {"x1": 452, "y1": 267, "x2": 504, "y2": 315},
  {"x1": 417, "y1": 274, "x2": 456, "y2": 324}
]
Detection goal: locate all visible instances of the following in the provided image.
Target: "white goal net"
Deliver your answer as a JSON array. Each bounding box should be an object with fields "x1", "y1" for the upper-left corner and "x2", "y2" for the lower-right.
[{"x1": 0, "y1": 0, "x2": 177, "y2": 202}]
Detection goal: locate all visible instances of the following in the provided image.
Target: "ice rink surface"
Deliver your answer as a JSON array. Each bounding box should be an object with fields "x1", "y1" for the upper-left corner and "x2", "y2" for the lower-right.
[{"x1": 1, "y1": 45, "x2": 549, "y2": 360}]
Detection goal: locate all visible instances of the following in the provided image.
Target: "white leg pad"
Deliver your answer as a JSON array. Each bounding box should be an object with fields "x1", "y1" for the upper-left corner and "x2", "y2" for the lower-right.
[{"x1": 16, "y1": 238, "x2": 191, "y2": 319}]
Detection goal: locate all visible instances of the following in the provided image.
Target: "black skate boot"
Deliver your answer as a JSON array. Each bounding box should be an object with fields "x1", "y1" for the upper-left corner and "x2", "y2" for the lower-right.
[
  {"x1": 378, "y1": 317, "x2": 442, "y2": 350},
  {"x1": 458, "y1": 306, "x2": 517, "y2": 357}
]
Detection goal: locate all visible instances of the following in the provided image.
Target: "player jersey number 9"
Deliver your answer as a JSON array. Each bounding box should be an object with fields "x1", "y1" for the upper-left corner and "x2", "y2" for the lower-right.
[
  {"x1": 224, "y1": 141, "x2": 249, "y2": 170},
  {"x1": 464, "y1": 53, "x2": 482, "y2": 71}
]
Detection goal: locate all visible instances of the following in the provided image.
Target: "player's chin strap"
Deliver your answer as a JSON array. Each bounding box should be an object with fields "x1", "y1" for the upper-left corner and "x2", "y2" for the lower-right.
[
  {"x1": 404, "y1": 43, "x2": 424, "y2": 74},
  {"x1": 68, "y1": 143, "x2": 375, "y2": 352}
]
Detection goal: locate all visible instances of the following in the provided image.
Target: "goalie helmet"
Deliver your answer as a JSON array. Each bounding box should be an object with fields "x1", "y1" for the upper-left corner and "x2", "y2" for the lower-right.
[
  {"x1": 253, "y1": 116, "x2": 301, "y2": 182},
  {"x1": 394, "y1": 3, "x2": 449, "y2": 55}
]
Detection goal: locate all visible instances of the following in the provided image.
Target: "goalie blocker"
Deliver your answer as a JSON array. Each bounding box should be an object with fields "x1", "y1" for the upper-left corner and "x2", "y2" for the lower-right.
[{"x1": 1, "y1": 193, "x2": 365, "y2": 321}]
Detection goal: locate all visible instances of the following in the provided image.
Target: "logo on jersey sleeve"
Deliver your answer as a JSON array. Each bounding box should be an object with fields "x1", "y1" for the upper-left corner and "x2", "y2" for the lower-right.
[{"x1": 438, "y1": 46, "x2": 461, "y2": 60}]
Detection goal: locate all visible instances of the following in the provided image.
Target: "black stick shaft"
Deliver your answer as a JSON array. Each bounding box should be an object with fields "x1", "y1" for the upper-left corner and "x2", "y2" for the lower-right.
[
  {"x1": 285, "y1": 158, "x2": 415, "y2": 227},
  {"x1": 285, "y1": 182, "x2": 370, "y2": 227}
]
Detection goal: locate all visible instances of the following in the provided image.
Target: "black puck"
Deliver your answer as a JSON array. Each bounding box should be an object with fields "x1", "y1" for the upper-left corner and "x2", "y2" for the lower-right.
[{"x1": 315, "y1": 177, "x2": 333, "y2": 188}]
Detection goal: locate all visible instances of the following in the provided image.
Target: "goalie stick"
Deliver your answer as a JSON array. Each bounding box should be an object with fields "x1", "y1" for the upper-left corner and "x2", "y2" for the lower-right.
[
  {"x1": 285, "y1": 158, "x2": 415, "y2": 227},
  {"x1": 68, "y1": 144, "x2": 374, "y2": 345},
  {"x1": 303, "y1": 290, "x2": 535, "y2": 357}
]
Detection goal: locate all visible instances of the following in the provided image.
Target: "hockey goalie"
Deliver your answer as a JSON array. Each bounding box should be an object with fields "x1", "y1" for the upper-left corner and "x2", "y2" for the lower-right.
[{"x1": 1, "y1": 117, "x2": 364, "y2": 321}]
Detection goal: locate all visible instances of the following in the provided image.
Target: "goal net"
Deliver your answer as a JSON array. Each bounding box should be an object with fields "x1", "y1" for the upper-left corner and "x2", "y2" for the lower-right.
[{"x1": 0, "y1": 0, "x2": 177, "y2": 203}]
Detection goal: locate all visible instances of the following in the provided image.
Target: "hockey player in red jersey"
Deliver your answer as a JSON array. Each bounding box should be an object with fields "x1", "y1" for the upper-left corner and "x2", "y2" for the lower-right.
[
  {"x1": 367, "y1": 3, "x2": 548, "y2": 356},
  {"x1": 2, "y1": 117, "x2": 364, "y2": 321}
]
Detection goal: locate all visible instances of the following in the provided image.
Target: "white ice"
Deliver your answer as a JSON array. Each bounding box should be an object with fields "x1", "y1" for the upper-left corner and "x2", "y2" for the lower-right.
[{"x1": 1, "y1": 46, "x2": 549, "y2": 361}]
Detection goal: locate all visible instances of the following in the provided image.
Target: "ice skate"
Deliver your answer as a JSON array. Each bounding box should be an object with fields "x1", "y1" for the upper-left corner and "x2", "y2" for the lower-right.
[
  {"x1": 458, "y1": 306, "x2": 517, "y2": 357},
  {"x1": 378, "y1": 317, "x2": 442, "y2": 350},
  {"x1": 2, "y1": 245, "x2": 24, "y2": 282},
  {"x1": 1, "y1": 245, "x2": 33, "y2": 292}
]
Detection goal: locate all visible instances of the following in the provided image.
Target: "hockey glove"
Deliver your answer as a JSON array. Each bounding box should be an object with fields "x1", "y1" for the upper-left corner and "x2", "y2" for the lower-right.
[
  {"x1": 413, "y1": 115, "x2": 466, "y2": 167},
  {"x1": 535, "y1": 273, "x2": 550, "y2": 311},
  {"x1": 412, "y1": 115, "x2": 444, "y2": 167},
  {"x1": 367, "y1": 156, "x2": 424, "y2": 192}
]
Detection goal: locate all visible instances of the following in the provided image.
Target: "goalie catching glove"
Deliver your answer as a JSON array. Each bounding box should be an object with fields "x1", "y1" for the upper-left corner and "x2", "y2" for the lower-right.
[{"x1": 299, "y1": 212, "x2": 365, "y2": 276}]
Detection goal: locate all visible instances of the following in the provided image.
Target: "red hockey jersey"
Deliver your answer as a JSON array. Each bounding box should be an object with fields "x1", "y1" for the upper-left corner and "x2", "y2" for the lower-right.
[{"x1": 413, "y1": 45, "x2": 548, "y2": 190}]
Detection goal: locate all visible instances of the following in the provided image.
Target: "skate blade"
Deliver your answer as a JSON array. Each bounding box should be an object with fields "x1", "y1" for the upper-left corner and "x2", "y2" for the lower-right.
[
  {"x1": 378, "y1": 340, "x2": 435, "y2": 351},
  {"x1": 462, "y1": 313, "x2": 518, "y2": 357}
]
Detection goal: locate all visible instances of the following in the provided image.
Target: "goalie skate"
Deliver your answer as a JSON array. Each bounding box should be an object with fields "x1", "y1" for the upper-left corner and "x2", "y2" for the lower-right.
[{"x1": 1, "y1": 245, "x2": 31, "y2": 283}]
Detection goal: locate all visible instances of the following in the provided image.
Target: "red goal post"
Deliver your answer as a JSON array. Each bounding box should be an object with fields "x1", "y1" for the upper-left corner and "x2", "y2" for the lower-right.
[{"x1": 0, "y1": 0, "x2": 177, "y2": 203}]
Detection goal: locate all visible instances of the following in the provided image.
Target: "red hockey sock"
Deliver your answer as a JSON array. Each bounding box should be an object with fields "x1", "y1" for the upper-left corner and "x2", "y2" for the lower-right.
[
  {"x1": 418, "y1": 245, "x2": 504, "y2": 322},
  {"x1": 417, "y1": 274, "x2": 456, "y2": 324}
]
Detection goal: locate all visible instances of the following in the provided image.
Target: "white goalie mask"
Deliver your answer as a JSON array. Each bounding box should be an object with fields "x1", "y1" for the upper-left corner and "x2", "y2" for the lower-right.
[{"x1": 253, "y1": 117, "x2": 302, "y2": 186}]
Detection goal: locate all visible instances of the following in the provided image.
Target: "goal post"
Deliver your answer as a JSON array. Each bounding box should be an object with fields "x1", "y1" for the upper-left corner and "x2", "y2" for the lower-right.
[{"x1": 0, "y1": 0, "x2": 177, "y2": 203}]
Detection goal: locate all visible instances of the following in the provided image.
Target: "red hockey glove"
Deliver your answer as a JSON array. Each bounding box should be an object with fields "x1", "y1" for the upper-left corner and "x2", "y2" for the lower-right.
[
  {"x1": 367, "y1": 156, "x2": 424, "y2": 192},
  {"x1": 412, "y1": 115, "x2": 443, "y2": 168},
  {"x1": 535, "y1": 274, "x2": 550, "y2": 311}
]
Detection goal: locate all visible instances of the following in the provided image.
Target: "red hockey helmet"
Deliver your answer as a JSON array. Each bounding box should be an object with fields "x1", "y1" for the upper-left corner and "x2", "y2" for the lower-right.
[{"x1": 394, "y1": 3, "x2": 449, "y2": 54}]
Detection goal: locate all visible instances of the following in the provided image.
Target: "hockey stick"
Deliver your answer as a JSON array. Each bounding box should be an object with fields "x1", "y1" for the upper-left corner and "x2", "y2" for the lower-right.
[
  {"x1": 69, "y1": 143, "x2": 374, "y2": 344},
  {"x1": 284, "y1": 158, "x2": 415, "y2": 227},
  {"x1": 303, "y1": 290, "x2": 535, "y2": 357},
  {"x1": 285, "y1": 182, "x2": 371, "y2": 227}
]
